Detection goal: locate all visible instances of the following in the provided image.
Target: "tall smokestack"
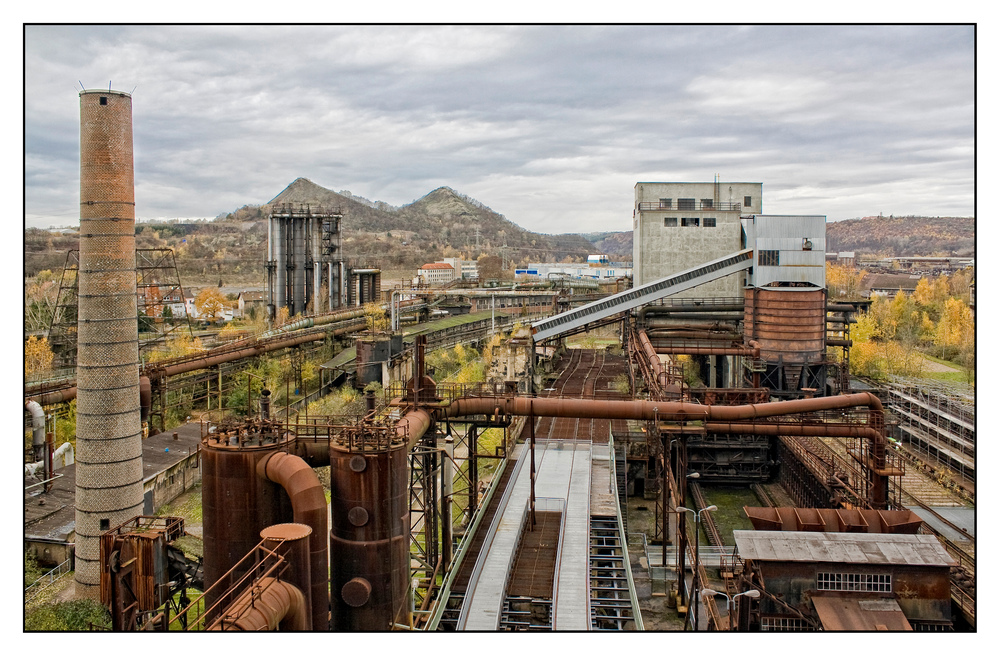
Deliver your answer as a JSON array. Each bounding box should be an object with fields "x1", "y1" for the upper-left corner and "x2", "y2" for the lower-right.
[{"x1": 74, "y1": 89, "x2": 144, "y2": 594}]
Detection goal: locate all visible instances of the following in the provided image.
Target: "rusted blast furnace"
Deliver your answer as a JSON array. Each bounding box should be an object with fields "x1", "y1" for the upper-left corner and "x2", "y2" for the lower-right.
[
  {"x1": 201, "y1": 426, "x2": 329, "y2": 631},
  {"x1": 329, "y1": 436, "x2": 411, "y2": 630},
  {"x1": 744, "y1": 288, "x2": 828, "y2": 396}
]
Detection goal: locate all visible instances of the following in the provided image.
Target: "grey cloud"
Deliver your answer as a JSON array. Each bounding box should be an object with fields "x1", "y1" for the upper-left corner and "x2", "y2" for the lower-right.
[{"x1": 24, "y1": 24, "x2": 973, "y2": 233}]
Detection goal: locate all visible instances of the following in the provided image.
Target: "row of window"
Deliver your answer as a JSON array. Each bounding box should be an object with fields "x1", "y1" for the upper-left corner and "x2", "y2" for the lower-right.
[
  {"x1": 664, "y1": 217, "x2": 716, "y2": 227},
  {"x1": 656, "y1": 196, "x2": 753, "y2": 209},
  {"x1": 816, "y1": 572, "x2": 892, "y2": 592}
]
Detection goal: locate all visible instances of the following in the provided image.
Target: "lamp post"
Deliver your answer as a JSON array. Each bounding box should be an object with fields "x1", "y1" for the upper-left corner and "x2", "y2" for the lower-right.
[
  {"x1": 701, "y1": 588, "x2": 760, "y2": 631},
  {"x1": 674, "y1": 470, "x2": 699, "y2": 613},
  {"x1": 676, "y1": 503, "x2": 717, "y2": 631}
]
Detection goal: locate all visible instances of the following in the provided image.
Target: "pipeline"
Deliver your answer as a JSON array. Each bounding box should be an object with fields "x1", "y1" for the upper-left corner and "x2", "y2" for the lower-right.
[
  {"x1": 25, "y1": 400, "x2": 45, "y2": 459},
  {"x1": 207, "y1": 577, "x2": 308, "y2": 631},
  {"x1": 653, "y1": 343, "x2": 760, "y2": 357},
  {"x1": 256, "y1": 452, "x2": 329, "y2": 631},
  {"x1": 636, "y1": 330, "x2": 669, "y2": 390}
]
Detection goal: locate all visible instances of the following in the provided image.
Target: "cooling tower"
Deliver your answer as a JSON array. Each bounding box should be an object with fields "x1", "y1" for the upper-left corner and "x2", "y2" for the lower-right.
[{"x1": 74, "y1": 89, "x2": 144, "y2": 594}]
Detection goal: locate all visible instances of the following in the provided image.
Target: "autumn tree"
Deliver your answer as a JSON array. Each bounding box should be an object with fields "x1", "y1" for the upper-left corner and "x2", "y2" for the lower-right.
[
  {"x1": 25, "y1": 336, "x2": 54, "y2": 376},
  {"x1": 825, "y1": 263, "x2": 867, "y2": 299},
  {"x1": 363, "y1": 302, "x2": 389, "y2": 334},
  {"x1": 195, "y1": 287, "x2": 227, "y2": 321}
]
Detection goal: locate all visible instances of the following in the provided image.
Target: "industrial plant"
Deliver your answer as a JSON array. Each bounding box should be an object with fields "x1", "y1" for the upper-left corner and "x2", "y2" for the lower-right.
[{"x1": 23, "y1": 89, "x2": 974, "y2": 633}]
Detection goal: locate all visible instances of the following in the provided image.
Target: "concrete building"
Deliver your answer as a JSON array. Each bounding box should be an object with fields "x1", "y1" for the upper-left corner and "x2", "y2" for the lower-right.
[
  {"x1": 632, "y1": 181, "x2": 762, "y2": 295},
  {"x1": 441, "y1": 257, "x2": 479, "y2": 280}
]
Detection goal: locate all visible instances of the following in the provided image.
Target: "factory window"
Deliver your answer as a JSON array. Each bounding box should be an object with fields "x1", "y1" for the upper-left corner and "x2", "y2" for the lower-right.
[
  {"x1": 681, "y1": 217, "x2": 700, "y2": 227},
  {"x1": 100, "y1": 518, "x2": 110, "y2": 531},
  {"x1": 816, "y1": 572, "x2": 892, "y2": 593},
  {"x1": 99, "y1": 96, "x2": 107, "y2": 105},
  {"x1": 664, "y1": 217, "x2": 677, "y2": 227},
  {"x1": 677, "y1": 198, "x2": 696, "y2": 210},
  {"x1": 758, "y1": 250, "x2": 780, "y2": 266},
  {"x1": 703, "y1": 217, "x2": 717, "y2": 227},
  {"x1": 744, "y1": 195, "x2": 752, "y2": 208},
  {"x1": 659, "y1": 198, "x2": 672, "y2": 209},
  {"x1": 701, "y1": 198, "x2": 713, "y2": 209}
]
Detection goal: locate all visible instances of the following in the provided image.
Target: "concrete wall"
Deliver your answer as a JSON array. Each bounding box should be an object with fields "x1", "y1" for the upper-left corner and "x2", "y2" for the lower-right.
[{"x1": 632, "y1": 182, "x2": 761, "y2": 293}]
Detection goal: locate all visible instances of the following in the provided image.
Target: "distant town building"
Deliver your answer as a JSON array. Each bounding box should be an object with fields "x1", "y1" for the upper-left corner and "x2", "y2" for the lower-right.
[
  {"x1": 237, "y1": 290, "x2": 266, "y2": 317},
  {"x1": 861, "y1": 272, "x2": 922, "y2": 299},
  {"x1": 514, "y1": 261, "x2": 631, "y2": 281},
  {"x1": 632, "y1": 181, "x2": 762, "y2": 296},
  {"x1": 417, "y1": 262, "x2": 456, "y2": 286},
  {"x1": 441, "y1": 257, "x2": 479, "y2": 280}
]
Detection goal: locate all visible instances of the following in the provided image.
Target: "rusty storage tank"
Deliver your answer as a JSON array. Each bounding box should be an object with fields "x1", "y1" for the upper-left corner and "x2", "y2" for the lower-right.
[
  {"x1": 75, "y1": 89, "x2": 144, "y2": 595},
  {"x1": 329, "y1": 439, "x2": 410, "y2": 630},
  {"x1": 201, "y1": 430, "x2": 295, "y2": 621},
  {"x1": 744, "y1": 287, "x2": 827, "y2": 396}
]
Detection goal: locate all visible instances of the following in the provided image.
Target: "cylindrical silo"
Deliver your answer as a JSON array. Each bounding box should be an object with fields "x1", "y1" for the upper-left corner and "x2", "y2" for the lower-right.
[
  {"x1": 201, "y1": 434, "x2": 294, "y2": 621},
  {"x1": 74, "y1": 89, "x2": 144, "y2": 595},
  {"x1": 744, "y1": 287, "x2": 828, "y2": 395},
  {"x1": 329, "y1": 443, "x2": 411, "y2": 630}
]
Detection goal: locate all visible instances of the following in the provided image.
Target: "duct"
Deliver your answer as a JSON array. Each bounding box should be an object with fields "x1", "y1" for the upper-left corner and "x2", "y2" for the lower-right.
[
  {"x1": 653, "y1": 341, "x2": 760, "y2": 357},
  {"x1": 208, "y1": 577, "x2": 308, "y2": 631},
  {"x1": 256, "y1": 452, "x2": 329, "y2": 631},
  {"x1": 25, "y1": 400, "x2": 45, "y2": 458}
]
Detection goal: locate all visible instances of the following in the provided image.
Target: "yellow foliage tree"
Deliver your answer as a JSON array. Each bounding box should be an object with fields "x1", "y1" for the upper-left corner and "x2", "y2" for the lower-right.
[
  {"x1": 363, "y1": 302, "x2": 388, "y2": 334},
  {"x1": 25, "y1": 335, "x2": 54, "y2": 376},
  {"x1": 935, "y1": 297, "x2": 974, "y2": 349},
  {"x1": 825, "y1": 263, "x2": 867, "y2": 299},
  {"x1": 195, "y1": 287, "x2": 227, "y2": 321},
  {"x1": 146, "y1": 333, "x2": 204, "y2": 363}
]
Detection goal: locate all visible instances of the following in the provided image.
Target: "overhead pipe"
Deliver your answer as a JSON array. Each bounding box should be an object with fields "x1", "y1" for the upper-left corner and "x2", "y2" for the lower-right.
[
  {"x1": 208, "y1": 577, "x2": 308, "y2": 631},
  {"x1": 644, "y1": 314, "x2": 744, "y2": 326},
  {"x1": 256, "y1": 452, "x2": 329, "y2": 631},
  {"x1": 639, "y1": 304, "x2": 744, "y2": 322}
]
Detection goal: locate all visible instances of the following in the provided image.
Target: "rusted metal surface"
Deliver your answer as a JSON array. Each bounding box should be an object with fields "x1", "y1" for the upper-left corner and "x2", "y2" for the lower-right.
[
  {"x1": 507, "y1": 510, "x2": 561, "y2": 599},
  {"x1": 329, "y1": 443, "x2": 410, "y2": 630},
  {"x1": 259, "y1": 523, "x2": 314, "y2": 631},
  {"x1": 811, "y1": 595, "x2": 912, "y2": 631},
  {"x1": 743, "y1": 507, "x2": 924, "y2": 534},
  {"x1": 201, "y1": 435, "x2": 294, "y2": 622},
  {"x1": 257, "y1": 453, "x2": 329, "y2": 631},
  {"x1": 100, "y1": 515, "x2": 184, "y2": 627},
  {"x1": 208, "y1": 577, "x2": 308, "y2": 631}
]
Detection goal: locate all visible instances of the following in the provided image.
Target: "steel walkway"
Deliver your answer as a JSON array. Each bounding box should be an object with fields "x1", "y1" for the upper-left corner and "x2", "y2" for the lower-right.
[
  {"x1": 457, "y1": 440, "x2": 593, "y2": 630},
  {"x1": 531, "y1": 249, "x2": 754, "y2": 342}
]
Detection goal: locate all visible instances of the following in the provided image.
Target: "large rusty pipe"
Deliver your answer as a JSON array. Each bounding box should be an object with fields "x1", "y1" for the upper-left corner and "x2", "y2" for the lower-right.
[
  {"x1": 208, "y1": 577, "x2": 308, "y2": 631},
  {"x1": 399, "y1": 408, "x2": 434, "y2": 449},
  {"x1": 704, "y1": 422, "x2": 880, "y2": 440},
  {"x1": 440, "y1": 392, "x2": 883, "y2": 428},
  {"x1": 637, "y1": 330, "x2": 668, "y2": 389},
  {"x1": 257, "y1": 452, "x2": 329, "y2": 631}
]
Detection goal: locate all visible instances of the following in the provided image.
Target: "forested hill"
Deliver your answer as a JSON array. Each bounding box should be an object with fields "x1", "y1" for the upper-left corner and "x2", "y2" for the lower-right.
[{"x1": 825, "y1": 215, "x2": 974, "y2": 256}]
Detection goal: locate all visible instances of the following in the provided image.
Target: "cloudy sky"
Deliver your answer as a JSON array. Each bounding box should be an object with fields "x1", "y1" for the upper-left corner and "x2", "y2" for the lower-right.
[{"x1": 24, "y1": 24, "x2": 975, "y2": 234}]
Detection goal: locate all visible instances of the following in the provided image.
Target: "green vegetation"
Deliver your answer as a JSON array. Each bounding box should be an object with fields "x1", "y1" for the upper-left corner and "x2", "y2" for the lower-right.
[
  {"x1": 843, "y1": 270, "x2": 974, "y2": 384},
  {"x1": 24, "y1": 599, "x2": 111, "y2": 631}
]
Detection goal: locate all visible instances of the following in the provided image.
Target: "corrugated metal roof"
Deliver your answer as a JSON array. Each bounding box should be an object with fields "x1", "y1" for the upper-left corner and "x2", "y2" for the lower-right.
[
  {"x1": 812, "y1": 595, "x2": 912, "y2": 631},
  {"x1": 733, "y1": 530, "x2": 956, "y2": 566}
]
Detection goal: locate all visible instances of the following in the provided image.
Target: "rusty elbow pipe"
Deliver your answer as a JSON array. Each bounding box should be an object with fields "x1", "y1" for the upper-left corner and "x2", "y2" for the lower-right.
[
  {"x1": 209, "y1": 578, "x2": 308, "y2": 631},
  {"x1": 398, "y1": 408, "x2": 434, "y2": 449},
  {"x1": 257, "y1": 452, "x2": 329, "y2": 631}
]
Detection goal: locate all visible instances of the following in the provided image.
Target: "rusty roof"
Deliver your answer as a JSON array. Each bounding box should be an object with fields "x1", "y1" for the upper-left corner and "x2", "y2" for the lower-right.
[
  {"x1": 733, "y1": 530, "x2": 956, "y2": 567},
  {"x1": 420, "y1": 262, "x2": 454, "y2": 270},
  {"x1": 812, "y1": 594, "x2": 912, "y2": 631}
]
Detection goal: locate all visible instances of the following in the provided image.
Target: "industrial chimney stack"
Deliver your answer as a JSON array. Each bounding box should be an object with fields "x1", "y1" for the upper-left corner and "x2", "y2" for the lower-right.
[{"x1": 74, "y1": 89, "x2": 144, "y2": 594}]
